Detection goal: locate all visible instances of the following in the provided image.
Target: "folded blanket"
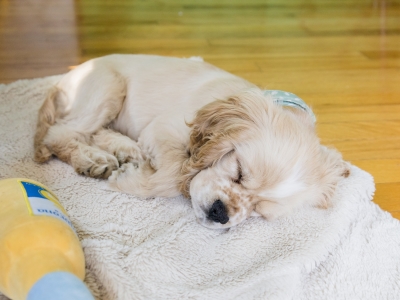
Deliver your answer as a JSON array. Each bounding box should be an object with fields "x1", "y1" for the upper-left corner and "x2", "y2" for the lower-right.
[{"x1": 1, "y1": 76, "x2": 399, "y2": 300}]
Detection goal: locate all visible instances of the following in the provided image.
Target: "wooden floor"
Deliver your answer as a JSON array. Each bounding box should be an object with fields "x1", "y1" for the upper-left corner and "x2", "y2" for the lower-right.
[{"x1": 1, "y1": 0, "x2": 399, "y2": 218}]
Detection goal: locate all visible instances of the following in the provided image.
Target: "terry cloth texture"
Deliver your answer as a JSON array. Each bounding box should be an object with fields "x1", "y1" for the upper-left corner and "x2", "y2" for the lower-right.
[{"x1": 0, "y1": 76, "x2": 399, "y2": 300}]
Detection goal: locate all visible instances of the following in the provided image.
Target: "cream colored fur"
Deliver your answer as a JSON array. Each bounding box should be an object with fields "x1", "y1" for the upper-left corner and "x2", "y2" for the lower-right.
[{"x1": 34, "y1": 54, "x2": 349, "y2": 229}]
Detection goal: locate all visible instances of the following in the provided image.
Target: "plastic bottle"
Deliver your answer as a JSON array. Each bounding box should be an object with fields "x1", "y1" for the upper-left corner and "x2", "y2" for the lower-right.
[{"x1": 0, "y1": 178, "x2": 94, "y2": 300}]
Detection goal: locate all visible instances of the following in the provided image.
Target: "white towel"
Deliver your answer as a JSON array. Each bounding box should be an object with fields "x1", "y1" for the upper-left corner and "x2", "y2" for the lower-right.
[{"x1": 1, "y1": 76, "x2": 399, "y2": 300}]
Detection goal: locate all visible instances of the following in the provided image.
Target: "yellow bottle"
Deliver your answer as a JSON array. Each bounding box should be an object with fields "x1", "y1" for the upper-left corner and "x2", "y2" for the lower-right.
[{"x1": 0, "y1": 178, "x2": 93, "y2": 300}]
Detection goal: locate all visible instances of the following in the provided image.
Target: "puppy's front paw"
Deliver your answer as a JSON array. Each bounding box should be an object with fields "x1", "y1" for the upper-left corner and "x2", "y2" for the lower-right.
[
  {"x1": 108, "y1": 160, "x2": 155, "y2": 195},
  {"x1": 114, "y1": 147, "x2": 143, "y2": 166},
  {"x1": 109, "y1": 162, "x2": 136, "y2": 180},
  {"x1": 108, "y1": 162, "x2": 139, "y2": 191},
  {"x1": 76, "y1": 152, "x2": 119, "y2": 179}
]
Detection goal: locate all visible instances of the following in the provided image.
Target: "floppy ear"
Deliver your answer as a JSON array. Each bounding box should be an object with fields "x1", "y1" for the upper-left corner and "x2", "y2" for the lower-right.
[
  {"x1": 253, "y1": 146, "x2": 350, "y2": 221},
  {"x1": 179, "y1": 97, "x2": 252, "y2": 197}
]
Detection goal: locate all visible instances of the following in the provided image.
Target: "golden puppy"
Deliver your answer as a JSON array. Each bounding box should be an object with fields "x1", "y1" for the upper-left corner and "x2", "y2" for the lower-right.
[{"x1": 34, "y1": 55, "x2": 349, "y2": 229}]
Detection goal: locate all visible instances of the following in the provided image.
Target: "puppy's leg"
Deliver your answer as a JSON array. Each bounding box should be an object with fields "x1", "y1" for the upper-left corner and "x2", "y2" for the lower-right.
[
  {"x1": 108, "y1": 112, "x2": 190, "y2": 197},
  {"x1": 90, "y1": 128, "x2": 144, "y2": 166},
  {"x1": 108, "y1": 157, "x2": 184, "y2": 198},
  {"x1": 44, "y1": 124, "x2": 119, "y2": 178},
  {"x1": 37, "y1": 64, "x2": 127, "y2": 178}
]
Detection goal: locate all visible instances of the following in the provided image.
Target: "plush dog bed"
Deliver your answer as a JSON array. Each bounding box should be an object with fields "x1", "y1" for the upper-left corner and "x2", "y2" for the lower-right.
[{"x1": 1, "y1": 76, "x2": 399, "y2": 300}]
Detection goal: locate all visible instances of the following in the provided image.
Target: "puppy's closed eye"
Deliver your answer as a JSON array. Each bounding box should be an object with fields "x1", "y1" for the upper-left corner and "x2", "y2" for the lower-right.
[
  {"x1": 186, "y1": 148, "x2": 191, "y2": 157},
  {"x1": 233, "y1": 161, "x2": 243, "y2": 184}
]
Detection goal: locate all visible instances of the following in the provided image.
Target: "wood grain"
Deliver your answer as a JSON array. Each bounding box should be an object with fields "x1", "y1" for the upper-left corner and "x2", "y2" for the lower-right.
[
  {"x1": 0, "y1": 0, "x2": 399, "y2": 218},
  {"x1": 0, "y1": 0, "x2": 79, "y2": 81}
]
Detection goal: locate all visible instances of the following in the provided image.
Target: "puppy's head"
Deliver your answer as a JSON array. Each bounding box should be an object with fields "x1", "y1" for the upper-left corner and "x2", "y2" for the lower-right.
[{"x1": 181, "y1": 89, "x2": 348, "y2": 229}]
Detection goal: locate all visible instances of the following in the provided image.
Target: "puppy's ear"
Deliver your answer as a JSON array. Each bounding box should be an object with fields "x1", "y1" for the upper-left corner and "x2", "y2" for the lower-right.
[{"x1": 179, "y1": 97, "x2": 251, "y2": 197}]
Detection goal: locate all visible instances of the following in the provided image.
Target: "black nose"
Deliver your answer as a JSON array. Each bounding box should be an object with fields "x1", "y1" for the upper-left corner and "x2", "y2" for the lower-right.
[{"x1": 208, "y1": 200, "x2": 229, "y2": 224}]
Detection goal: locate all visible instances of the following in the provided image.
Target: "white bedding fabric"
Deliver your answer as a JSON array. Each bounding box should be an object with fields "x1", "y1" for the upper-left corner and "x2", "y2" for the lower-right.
[{"x1": 0, "y1": 76, "x2": 399, "y2": 300}]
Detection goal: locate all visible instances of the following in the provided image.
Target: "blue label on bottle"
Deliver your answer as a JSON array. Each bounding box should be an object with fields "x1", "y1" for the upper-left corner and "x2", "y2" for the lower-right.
[{"x1": 20, "y1": 181, "x2": 76, "y2": 233}]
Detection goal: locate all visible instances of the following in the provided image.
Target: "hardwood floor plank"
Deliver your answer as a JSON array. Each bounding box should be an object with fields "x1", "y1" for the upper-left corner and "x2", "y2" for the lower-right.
[
  {"x1": 0, "y1": 0, "x2": 79, "y2": 83},
  {"x1": 390, "y1": 211, "x2": 400, "y2": 220},
  {"x1": 325, "y1": 138, "x2": 400, "y2": 161},
  {"x1": 374, "y1": 183, "x2": 400, "y2": 212},
  {"x1": 351, "y1": 160, "x2": 400, "y2": 184},
  {"x1": 257, "y1": 54, "x2": 398, "y2": 72},
  {"x1": 208, "y1": 36, "x2": 400, "y2": 54},
  {"x1": 318, "y1": 121, "x2": 400, "y2": 141},
  {"x1": 314, "y1": 105, "x2": 400, "y2": 123}
]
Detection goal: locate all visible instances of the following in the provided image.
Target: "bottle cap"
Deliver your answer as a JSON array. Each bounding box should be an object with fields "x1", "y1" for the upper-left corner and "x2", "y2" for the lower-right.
[{"x1": 27, "y1": 272, "x2": 94, "y2": 300}]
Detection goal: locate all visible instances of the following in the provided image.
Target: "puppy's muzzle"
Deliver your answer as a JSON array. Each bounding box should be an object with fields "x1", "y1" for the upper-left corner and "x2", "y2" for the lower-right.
[{"x1": 208, "y1": 200, "x2": 229, "y2": 224}]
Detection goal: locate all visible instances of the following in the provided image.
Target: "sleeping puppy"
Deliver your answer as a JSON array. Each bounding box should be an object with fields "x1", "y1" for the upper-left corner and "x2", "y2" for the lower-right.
[{"x1": 34, "y1": 54, "x2": 349, "y2": 229}]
